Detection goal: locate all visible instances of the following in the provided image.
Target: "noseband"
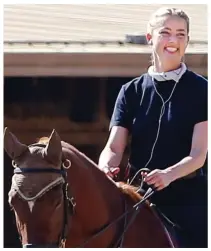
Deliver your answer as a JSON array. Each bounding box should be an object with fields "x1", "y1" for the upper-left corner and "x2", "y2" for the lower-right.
[
  {"x1": 11, "y1": 144, "x2": 157, "y2": 248},
  {"x1": 12, "y1": 146, "x2": 76, "y2": 248}
]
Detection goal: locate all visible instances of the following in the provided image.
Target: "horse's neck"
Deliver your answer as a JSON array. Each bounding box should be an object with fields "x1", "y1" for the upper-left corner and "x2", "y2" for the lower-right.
[{"x1": 64, "y1": 146, "x2": 123, "y2": 231}]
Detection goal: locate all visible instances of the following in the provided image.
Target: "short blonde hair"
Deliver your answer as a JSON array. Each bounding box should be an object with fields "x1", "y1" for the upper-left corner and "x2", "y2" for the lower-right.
[{"x1": 147, "y1": 7, "x2": 190, "y2": 34}]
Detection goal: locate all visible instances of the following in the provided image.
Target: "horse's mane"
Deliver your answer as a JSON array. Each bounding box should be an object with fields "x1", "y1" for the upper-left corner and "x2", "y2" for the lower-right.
[
  {"x1": 117, "y1": 182, "x2": 141, "y2": 200},
  {"x1": 36, "y1": 137, "x2": 148, "y2": 205}
]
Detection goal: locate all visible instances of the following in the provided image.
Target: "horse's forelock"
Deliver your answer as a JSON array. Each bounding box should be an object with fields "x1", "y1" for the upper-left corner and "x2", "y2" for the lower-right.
[
  {"x1": 29, "y1": 146, "x2": 45, "y2": 155},
  {"x1": 36, "y1": 137, "x2": 49, "y2": 145}
]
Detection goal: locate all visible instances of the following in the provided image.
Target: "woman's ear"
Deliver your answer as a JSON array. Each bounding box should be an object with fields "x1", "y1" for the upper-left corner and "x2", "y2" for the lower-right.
[{"x1": 146, "y1": 33, "x2": 152, "y2": 45}]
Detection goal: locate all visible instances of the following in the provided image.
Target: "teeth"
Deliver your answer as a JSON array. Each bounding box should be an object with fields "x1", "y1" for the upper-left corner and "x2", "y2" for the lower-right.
[{"x1": 166, "y1": 47, "x2": 177, "y2": 52}]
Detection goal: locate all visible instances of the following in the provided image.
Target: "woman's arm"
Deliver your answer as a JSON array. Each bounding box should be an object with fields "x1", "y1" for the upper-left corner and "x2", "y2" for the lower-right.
[
  {"x1": 98, "y1": 126, "x2": 128, "y2": 177},
  {"x1": 144, "y1": 121, "x2": 207, "y2": 190},
  {"x1": 166, "y1": 121, "x2": 207, "y2": 181},
  {"x1": 99, "y1": 83, "x2": 136, "y2": 177}
]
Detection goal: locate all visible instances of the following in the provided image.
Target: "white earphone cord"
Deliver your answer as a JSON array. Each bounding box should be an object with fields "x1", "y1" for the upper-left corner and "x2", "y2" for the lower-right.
[
  {"x1": 129, "y1": 78, "x2": 178, "y2": 185},
  {"x1": 144, "y1": 79, "x2": 178, "y2": 168}
]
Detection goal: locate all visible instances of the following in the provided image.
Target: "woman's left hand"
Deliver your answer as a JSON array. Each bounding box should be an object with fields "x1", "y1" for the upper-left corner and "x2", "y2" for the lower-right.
[{"x1": 143, "y1": 169, "x2": 173, "y2": 191}]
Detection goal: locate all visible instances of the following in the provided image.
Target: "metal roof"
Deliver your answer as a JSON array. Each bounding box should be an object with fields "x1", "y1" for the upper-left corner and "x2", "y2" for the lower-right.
[{"x1": 4, "y1": 4, "x2": 208, "y2": 53}]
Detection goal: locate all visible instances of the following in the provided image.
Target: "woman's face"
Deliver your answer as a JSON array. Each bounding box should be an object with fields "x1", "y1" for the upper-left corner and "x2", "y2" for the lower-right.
[{"x1": 147, "y1": 15, "x2": 189, "y2": 70}]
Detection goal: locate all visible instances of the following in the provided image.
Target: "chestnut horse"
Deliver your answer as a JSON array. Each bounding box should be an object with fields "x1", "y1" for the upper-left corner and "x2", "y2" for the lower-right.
[{"x1": 4, "y1": 128, "x2": 177, "y2": 248}]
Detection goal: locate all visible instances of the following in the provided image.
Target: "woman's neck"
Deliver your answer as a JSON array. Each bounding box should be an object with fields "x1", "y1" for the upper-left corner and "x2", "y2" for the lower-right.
[
  {"x1": 148, "y1": 62, "x2": 187, "y2": 82},
  {"x1": 153, "y1": 64, "x2": 182, "y2": 73},
  {"x1": 153, "y1": 58, "x2": 182, "y2": 73}
]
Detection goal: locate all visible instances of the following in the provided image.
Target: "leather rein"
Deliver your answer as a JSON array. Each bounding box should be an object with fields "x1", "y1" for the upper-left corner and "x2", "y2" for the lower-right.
[{"x1": 12, "y1": 157, "x2": 155, "y2": 248}]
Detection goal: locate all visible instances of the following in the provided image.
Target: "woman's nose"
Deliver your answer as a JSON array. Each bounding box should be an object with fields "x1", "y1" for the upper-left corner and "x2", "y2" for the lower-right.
[{"x1": 168, "y1": 35, "x2": 178, "y2": 43}]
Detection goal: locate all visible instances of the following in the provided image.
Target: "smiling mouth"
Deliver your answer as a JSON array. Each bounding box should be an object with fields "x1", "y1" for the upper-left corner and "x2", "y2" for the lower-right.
[{"x1": 165, "y1": 47, "x2": 178, "y2": 53}]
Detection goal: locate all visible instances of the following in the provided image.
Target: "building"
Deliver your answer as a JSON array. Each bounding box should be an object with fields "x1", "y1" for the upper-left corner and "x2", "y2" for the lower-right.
[{"x1": 4, "y1": 4, "x2": 208, "y2": 247}]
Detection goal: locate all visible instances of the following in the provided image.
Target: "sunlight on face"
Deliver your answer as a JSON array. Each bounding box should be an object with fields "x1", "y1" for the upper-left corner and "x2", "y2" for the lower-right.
[{"x1": 149, "y1": 15, "x2": 189, "y2": 71}]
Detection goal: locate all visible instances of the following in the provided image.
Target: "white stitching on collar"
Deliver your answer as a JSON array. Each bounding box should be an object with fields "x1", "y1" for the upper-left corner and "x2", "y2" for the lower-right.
[{"x1": 148, "y1": 63, "x2": 187, "y2": 82}]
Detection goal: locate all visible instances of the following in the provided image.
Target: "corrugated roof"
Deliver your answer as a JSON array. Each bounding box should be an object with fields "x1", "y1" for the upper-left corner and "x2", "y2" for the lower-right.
[
  {"x1": 3, "y1": 43, "x2": 207, "y2": 54},
  {"x1": 4, "y1": 4, "x2": 207, "y2": 42},
  {"x1": 4, "y1": 4, "x2": 207, "y2": 53}
]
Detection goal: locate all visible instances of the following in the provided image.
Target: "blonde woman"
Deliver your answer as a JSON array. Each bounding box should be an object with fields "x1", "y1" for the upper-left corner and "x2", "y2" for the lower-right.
[{"x1": 99, "y1": 7, "x2": 207, "y2": 248}]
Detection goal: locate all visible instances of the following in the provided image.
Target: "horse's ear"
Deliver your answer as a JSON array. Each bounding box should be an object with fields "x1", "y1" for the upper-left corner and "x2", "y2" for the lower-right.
[
  {"x1": 44, "y1": 129, "x2": 62, "y2": 166},
  {"x1": 4, "y1": 127, "x2": 28, "y2": 159}
]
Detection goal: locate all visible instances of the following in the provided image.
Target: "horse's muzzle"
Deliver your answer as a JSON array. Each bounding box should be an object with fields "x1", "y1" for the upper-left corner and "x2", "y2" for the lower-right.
[{"x1": 23, "y1": 244, "x2": 58, "y2": 248}]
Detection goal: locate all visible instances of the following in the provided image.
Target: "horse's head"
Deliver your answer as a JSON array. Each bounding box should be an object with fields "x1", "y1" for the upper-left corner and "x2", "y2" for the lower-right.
[
  {"x1": 4, "y1": 128, "x2": 176, "y2": 248},
  {"x1": 4, "y1": 128, "x2": 72, "y2": 248}
]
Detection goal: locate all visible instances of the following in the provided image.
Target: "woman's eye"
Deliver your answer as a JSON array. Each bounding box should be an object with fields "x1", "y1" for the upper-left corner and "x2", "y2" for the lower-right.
[
  {"x1": 160, "y1": 31, "x2": 169, "y2": 35},
  {"x1": 177, "y1": 33, "x2": 185, "y2": 37}
]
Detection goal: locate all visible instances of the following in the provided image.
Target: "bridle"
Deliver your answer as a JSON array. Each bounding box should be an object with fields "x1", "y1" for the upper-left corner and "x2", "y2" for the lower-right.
[
  {"x1": 11, "y1": 145, "x2": 156, "y2": 248},
  {"x1": 11, "y1": 143, "x2": 76, "y2": 248},
  {"x1": 13, "y1": 165, "x2": 76, "y2": 248}
]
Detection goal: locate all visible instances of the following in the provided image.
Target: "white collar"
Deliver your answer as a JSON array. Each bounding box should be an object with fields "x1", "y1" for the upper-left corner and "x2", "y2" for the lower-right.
[{"x1": 148, "y1": 63, "x2": 187, "y2": 82}]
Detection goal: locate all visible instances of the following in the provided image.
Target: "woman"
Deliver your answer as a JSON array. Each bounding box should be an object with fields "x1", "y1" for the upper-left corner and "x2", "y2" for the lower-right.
[{"x1": 98, "y1": 7, "x2": 207, "y2": 248}]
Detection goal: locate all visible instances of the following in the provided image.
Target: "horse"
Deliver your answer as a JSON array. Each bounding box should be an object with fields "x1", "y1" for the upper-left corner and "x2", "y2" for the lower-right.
[{"x1": 4, "y1": 127, "x2": 178, "y2": 248}]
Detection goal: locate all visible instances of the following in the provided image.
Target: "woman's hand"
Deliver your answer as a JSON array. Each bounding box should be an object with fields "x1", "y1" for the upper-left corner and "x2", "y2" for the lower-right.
[
  {"x1": 102, "y1": 166, "x2": 120, "y2": 179},
  {"x1": 142, "y1": 169, "x2": 173, "y2": 191}
]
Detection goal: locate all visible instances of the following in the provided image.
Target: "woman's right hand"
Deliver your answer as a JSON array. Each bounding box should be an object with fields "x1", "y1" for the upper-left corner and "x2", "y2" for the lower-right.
[
  {"x1": 99, "y1": 126, "x2": 128, "y2": 179},
  {"x1": 102, "y1": 166, "x2": 120, "y2": 179}
]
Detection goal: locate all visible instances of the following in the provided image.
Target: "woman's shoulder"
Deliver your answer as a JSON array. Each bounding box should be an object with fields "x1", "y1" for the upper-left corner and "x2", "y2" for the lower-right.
[
  {"x1": 123, "y1": 73, "x2": 150, "y2": 93},
  {"x1": 185, "y1": 70, "x2": 207, "y2": 89},
  {"x1": 183, "y1": 70, "x2": 207, "y2": 103}
]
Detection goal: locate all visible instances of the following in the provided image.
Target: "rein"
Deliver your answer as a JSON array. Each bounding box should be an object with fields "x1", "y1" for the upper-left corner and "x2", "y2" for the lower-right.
[
  {"x1": 76, "y1": 187, "x2": 156, "y2": 248},
  {"x1": 12, "y1": 162, "x2": 156, "y2": 248}
]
